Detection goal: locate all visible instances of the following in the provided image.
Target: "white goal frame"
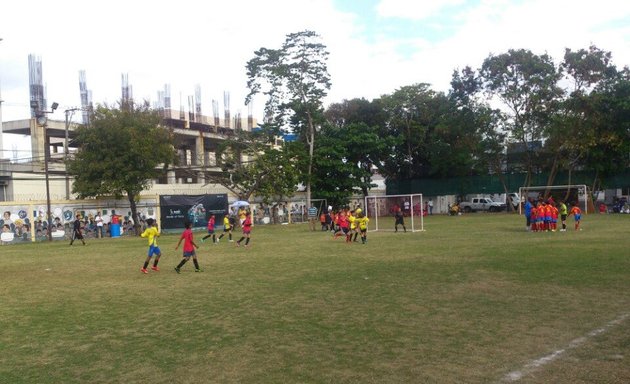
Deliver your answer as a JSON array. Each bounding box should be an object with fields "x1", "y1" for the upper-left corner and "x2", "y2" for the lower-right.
[
  {"x1": 518, "y1": 184, "x2": 588, "y2": 214},
  {"x1": 364, "y1": 194, "x2": 425, "y2": 232}
]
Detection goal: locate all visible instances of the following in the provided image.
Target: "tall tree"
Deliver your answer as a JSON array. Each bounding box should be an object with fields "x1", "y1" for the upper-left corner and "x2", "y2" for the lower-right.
[
  {"x1": 310, "y1": 130, "x2": 360, "y2": 208},
  {"x1": 425, "y1": 92, "x2": 482, "y2": 178},
  {"x1": 67, "y1": 101, "x2": 177, "y2": 234},
  {"x1": 479, "y1": 49, "x2": 563, "y2": 186},
  {"x1": 204, "y1": 126, "x2": 300, "y2": 203},
  {"x1": 378, "y1": 83, "x2": 437, "y2": 179},
  {"x1": 312, "y1": 122, "x2": 390, "y2": 202},
  {"x1": 324, "y1": 99, "x2": 392, "y2": 195},
  {"x1": 552, "y1": 46, "x2": 621, "y2": 192},
  {"x1": 450, "y1": 67, "x2": 511, "y2": 205},
  {"x1": 325, "y1": 98, "x2": 386, "y2": 129},
  {"x1": 246, "y1": 30, "x2": 331, "y2": 209},
  {"x1": 581, "y1": 71, "x2": 630, "y2": 190}
]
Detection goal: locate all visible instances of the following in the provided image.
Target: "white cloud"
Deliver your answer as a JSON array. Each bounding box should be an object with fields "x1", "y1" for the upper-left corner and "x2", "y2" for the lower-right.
[{"x1": 376, "y1": 0, "x2": 466, "y2": 20}]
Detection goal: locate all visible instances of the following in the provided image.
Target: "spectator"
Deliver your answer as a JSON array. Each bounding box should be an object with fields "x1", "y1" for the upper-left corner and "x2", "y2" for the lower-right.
[{"x1": 95, "y1": 213, "x2": 104, "y2": 238}]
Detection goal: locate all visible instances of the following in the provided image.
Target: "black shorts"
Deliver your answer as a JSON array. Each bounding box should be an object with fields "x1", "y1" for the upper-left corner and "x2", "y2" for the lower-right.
[{"x1": 73, "y1": 230, "x2": 84, "y2": 240}]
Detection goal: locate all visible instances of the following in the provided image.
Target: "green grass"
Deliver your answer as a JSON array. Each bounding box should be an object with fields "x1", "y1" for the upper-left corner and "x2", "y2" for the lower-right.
[{"x1": 1, "y1": 213, "x2": 629, "y2": 383}]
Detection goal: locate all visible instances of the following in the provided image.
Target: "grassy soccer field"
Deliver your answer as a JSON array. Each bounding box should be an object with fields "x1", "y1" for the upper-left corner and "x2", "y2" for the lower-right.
[{"x1": 1, "y1": 213, "x2": 629, "y2": 383}]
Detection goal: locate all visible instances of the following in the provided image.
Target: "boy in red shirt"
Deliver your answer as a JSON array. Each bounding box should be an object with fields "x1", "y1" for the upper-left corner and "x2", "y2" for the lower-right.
[
  {"x1": 174, "y1": 221, "x2": 201, "y2": 273},
  {"x1": 536, "y1": 202, "x2": 545, "y2": 232},
  {"x1": 334, "y1": 211, "x2": 349, "y2": 240},
  {"x1": 530, "y1": 205, "x2": 538, "y2": 232},
  {"x1": 201, "y1": 214, "x2": 216, "y2": 243},
  {"x1": 550, "y1": 204, "x2": 559, "y2": 232},
  {"x1": 236, "y1": 212, "x2": 253, "y2": 247},
  {"x1": 568, "y1": 203, "x2": 582, "y2": 231}
]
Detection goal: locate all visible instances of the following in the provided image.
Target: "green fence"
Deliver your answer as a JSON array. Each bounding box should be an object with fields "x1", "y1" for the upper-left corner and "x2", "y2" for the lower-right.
[{"x1": 386, "y1": 170, "x2": 630, "y2": 196}]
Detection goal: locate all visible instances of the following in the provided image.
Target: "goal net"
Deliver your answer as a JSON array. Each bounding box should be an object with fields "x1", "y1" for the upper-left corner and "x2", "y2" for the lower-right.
[
  {"x1": 364, "y1": 194, "x2": 425, "y2": 232},
  {"x1": 518, "y1": 184, "x2": 589, "y2": 214}
]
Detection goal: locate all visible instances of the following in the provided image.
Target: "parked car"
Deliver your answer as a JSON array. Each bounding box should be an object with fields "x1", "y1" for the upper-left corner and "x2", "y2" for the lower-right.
[{"x1": 459, "y1": 197, "x2": 506, "y2": 213}]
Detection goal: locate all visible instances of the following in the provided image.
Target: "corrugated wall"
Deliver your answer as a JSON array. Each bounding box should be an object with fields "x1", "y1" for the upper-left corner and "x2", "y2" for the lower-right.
[{"x1": 387, "y1": 170, "x2": 630, "y2": 196}]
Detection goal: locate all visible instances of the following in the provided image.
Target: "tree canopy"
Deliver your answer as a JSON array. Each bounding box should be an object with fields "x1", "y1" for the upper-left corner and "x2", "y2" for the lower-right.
[
  {"x1": 204, "y1": 125, "x2": 300, "y2": 203},
  {"x1": 246, "y1": 30, "x2": 331, "y2": 209},
  {"x1": 67, "y1": 101, "x2": 177, "y2": 232}
]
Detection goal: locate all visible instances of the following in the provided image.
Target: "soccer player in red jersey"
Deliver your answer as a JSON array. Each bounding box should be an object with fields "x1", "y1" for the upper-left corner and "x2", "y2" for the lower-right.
[
  {"x1": 536, "y1": 202, "x2": 545, "y2": 232},
  {"x1": 550, "y1": 204, "x2": 559, "y2": 232},
  {"x1": 530, "y1": 205, "x2": 538, "y2": 232},
  {"x1": 174, "y1": 221, "x2": 201, "y2": 273},
  {"x1": 236, "y1": 212, "x2": 253, "y2": 247},
  {"x1": 568, "y1": 203, "x2": 582, "y2": 231},
  {"x1": 334, "y1": 211, "x2": 349, "y2": 240},
  {"x1": 201, "y1": 214, "x2": 216, "y2": 243},
  {"x1": 544, "y1": 202, "x2": 552, "y2": 232}
]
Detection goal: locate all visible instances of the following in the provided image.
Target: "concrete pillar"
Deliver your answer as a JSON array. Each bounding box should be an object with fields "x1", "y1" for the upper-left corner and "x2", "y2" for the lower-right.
[
  {"x1": 30, "y1": 118, "x2": 45, "y2": 167},
  {"x1": 195, "y1": 136, "x2": 205, "y2": 184}
]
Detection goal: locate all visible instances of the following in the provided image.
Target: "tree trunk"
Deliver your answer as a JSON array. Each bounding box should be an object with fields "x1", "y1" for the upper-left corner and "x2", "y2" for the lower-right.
[
  {"x1": 544, "y1": 153, "x2": 560, "y2": 198},
  {"x1": 498, "y1": 171, "x2": 513, "y2": 212},
  {"x1": 565, "y1": 167, "x2": 573, "y2": 202},
  {"x1": 127, "y1": 192, "x2": 140, "y2": 236},
  {"x1": 306, "y1": 113, "x2": 315, "y2": 210}
]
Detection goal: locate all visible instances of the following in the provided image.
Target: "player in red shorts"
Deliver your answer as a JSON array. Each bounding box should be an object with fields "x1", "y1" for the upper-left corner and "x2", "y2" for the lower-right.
[
  {"x1": 236, "y1": 212, "x2": 253, "y2": 247},
  {"x1": 530, "y1": 205, "x2": 538, "y2": 232},
  {"x1": 568, "y1": 203, "x2": 582, "y2": 231}
]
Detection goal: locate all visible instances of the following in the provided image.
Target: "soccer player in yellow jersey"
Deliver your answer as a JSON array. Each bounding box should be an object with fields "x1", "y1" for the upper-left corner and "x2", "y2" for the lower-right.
[
  {"x1": 140, "y1": 218, "x2": 161, "y2": 274},
  {"x1": 358, "y1": 213, "x2": 370, "y2": 244},
  {"x1": 238, "y1": 207, "x2": 247, "y2": 226},
  {"x1": 217, "y1": 214, "x2": 233, "y2": 243},
  {"x1": 348, "y1": 210, "x2": 358, "y2": 242},
  {"x1": 558, "y1": 200, "x2": 568, "y2": 231}
]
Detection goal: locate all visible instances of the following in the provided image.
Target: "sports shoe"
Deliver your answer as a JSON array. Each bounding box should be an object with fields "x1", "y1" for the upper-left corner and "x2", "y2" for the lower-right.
[
  {"x1": 151, "y1": 266, "x2": 160, "y2": 271},
  {"x1": 236, "y1": 242, "x2": 240, "y2": 247},
  {"x1": 228, "y1": 239, "x2": 234, "y2": 242},
  {"x1": 174, "y1": 267, "x2": 181, "y2": 274},
  {"x1": 141, "y1": 268, "x2": 148, "y2": 274},
  {"x1": 195, "y1": 268, "x2": 203, "y2": 272},
  {"x1": 201, "y1": 238, "x2": 205, "y2": 243}
]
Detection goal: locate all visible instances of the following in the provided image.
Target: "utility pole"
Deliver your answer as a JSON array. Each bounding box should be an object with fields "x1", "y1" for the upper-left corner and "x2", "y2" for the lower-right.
[
  {"x1": 64, "y1": 108, "x2": 80, "y2": 199},
  {"x1": 32, "y1": 100, "x2": 59, "y2": 241}
]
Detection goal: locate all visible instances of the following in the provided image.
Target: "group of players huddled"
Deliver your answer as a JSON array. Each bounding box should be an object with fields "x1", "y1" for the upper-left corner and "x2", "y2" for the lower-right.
[
  {"x1": 525, "y1": 197, "x2": 582, "y2": 232},
  {"x1": 322, "y1": 208, "x2": 370, "y2": 244}
]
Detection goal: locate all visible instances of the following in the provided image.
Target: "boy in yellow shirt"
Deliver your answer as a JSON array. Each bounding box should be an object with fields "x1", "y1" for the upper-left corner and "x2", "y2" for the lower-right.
[
  {"x1": 140, "y1": 218, "x2": 161, "y2": 274},
  {"x1": 357, "y1": 213, "x2": 370, "y2": 244},
  {"x1": 217, "y1": 214, "x2": 233, "y2": 242}
]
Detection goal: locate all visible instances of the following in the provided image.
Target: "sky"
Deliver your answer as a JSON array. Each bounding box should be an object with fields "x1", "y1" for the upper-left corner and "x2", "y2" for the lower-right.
[{"x1": 1, "y1": 0, "x2": 629, "y2": 158}]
